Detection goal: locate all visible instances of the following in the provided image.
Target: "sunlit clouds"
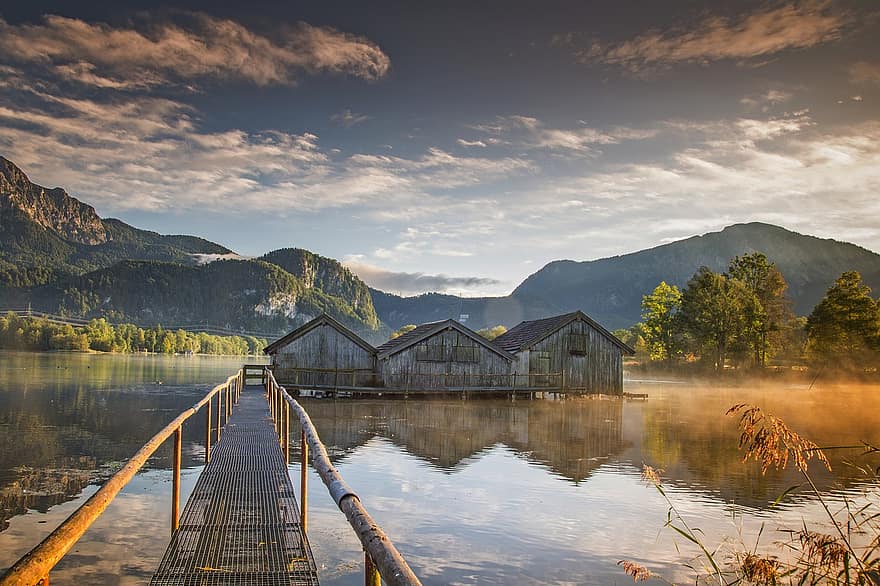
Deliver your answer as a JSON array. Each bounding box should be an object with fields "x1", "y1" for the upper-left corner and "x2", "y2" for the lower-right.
[
  {"x1": 0, "y1": 2, "x2": 878, "y2": 296},
  {"x1": 557, "y1": 1, "x2": 848, "y2": 74},
  {"x1": 0, "y1": 14, "x2": 390, "y2": 88}
]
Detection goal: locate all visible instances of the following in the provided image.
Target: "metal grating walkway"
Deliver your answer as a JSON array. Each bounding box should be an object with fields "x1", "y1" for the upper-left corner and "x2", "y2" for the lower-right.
[{"x1": 151, "y1": 386, "x2": 319, "y2": 585}]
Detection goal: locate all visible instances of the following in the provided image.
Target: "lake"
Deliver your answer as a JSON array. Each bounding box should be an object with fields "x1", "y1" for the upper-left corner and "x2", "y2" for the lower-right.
[{"x1": 1, "y1": 351, "x2": 878, "y2": 584}]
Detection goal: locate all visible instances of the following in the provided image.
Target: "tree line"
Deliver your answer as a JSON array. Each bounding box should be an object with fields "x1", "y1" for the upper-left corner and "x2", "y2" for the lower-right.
[
  {"x1": 0, "y1": 312, "x2": 267, "y2": 355},
  {"x1": 614, "y1": 252, "x2": 880, "y2": 372}
]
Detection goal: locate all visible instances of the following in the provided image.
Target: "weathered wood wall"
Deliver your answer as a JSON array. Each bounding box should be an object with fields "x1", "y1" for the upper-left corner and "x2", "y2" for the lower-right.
[
  {"x1": 273, "y1": 323, "x2": 376, "y2": 386},
  {"x1": 379, "y1": 327, "x2": 511, "y2": 389},
  {"x1": 526, "y1": 319, "x2": 624, "y2": 394}
]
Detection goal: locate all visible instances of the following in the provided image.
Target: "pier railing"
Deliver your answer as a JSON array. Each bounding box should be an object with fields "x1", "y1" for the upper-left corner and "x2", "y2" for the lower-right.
[
  {"x1": 264, "y1": 368, "x2": 422, "y2": 586},
  {"x1": 0, "y1": 370, "x2": 244, "y2": 586}
]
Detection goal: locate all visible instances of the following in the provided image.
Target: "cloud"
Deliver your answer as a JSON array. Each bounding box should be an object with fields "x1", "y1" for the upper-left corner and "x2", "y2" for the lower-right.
[
  {"x1": 740, "y1": 89, "x2": 793, "y2": 111},
  {"x1": 456, "y1": 139, "x2": 487, "y2": 148},
  {"x1": 471, "y1": 115, "x2": 656, "y2": 154},
  {"x1": 850, "y1": 61, "x2": 880, "y2": 85},
  {"x1": 0, "y1": 77, "x2": 534, "y2": 217},
  {"x1": 0, "y1": 13, "x2": 390, "y2": 88},
  {"x1": 331, "y1": 108, "x2": 371, "y2": 127},
  {"x1": 343, "y1": 261, "x2": 502, "y2": 296},
  {"x1": 559, "y1": 1, "x2": 847, "y2": 73}
]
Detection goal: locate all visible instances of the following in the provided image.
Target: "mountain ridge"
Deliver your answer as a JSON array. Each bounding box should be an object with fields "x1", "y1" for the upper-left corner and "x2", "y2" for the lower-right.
[
  {"x1": 3, "y1": 155, "x2": 879, "y2": 337},
  {"x1": 0, "y1": 157, "x2": 382, "y2": 339},
  {"x1": 373, "y1": 223, "x2": 880, "y2": 331}
]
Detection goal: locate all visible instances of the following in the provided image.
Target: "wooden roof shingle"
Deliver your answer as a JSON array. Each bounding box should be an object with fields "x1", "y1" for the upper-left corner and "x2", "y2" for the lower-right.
[
  {"x1": 263, "y1": 313, "x2": 376, "y2": 355},
  {"x1": 494, "y1": 311, "x2": 635, "y2": 355},
  {"x1": 375, "y1": 319, "x2": 515, "y2": 361}
]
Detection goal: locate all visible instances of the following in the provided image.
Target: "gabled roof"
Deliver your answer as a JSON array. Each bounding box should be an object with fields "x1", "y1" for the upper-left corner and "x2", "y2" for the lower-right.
[
  {"x1": 264, "y1": 313, "x2": 376, "y2": 355},
  {"x1": 375, "y1": 319, "x2": 515, "y2": 361},
  {"x1": 494, "y1": 311, "x2": 635, "y2": 355}
]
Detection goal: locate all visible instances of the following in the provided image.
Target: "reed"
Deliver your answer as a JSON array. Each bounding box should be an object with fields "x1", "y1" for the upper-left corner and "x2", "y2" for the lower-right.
[{"x1": 621, "y1": 404, "x2": 880, "y2": 585}]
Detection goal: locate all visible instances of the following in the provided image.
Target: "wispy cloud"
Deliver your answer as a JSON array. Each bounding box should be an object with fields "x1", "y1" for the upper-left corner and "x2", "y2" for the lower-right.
[
  {"x1": 850, "y1": 61, "x2": 880, "y2": 85},
  {"x1": 331, "y1": 108, "x2": 371, "y2": 127},
  {"x1": 0, "y1": 75, "x2": 534, "y2": 217},
  {"x1": 557, "y1": 1, "x2": 847, "y2": 74},
  {"x1": 0, "y1": 13, "x2": 390, "y2": 88},
  {"x1": 471, "y1": 115, "x2": 655, "y2": 154},
  {"x1": 740, "y1": 89, "x2": 794, "y2": 112},
  {"x1": 343, "y1": 261, "x2": 501, "y2": 296}
]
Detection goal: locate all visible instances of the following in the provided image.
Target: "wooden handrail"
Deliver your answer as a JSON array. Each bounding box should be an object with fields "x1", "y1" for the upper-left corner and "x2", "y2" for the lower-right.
[
  {"x1": 267, "y1": 370, "x2": 422, "y2": 586},
  {"x1": 0, "y1": 370, "x2": 243, "y2": 586}
]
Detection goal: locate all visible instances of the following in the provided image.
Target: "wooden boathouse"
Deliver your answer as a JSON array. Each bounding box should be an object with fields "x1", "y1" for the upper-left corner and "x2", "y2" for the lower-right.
[
  {"x1": 375, "y1": 319, "x2": 515, "y2": 390},
  {"x1": 266, "y1": 310, "x2": 631, "y2": 395},
  {"x1": 264, "y1": 313, "x2": 378, "y2": 389},
  {"x1": 495, "y1": 310, "x2": 635, "y2": 394}
]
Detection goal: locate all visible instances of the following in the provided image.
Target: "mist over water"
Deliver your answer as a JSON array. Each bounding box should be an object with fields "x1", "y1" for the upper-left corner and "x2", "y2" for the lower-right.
[{"x1": 0, "y1": 351, "x2": 877, "y2": 584}]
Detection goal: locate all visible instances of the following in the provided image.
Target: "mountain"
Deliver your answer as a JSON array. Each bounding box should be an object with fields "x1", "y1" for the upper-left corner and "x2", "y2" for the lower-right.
[
  {"x1": 0, "y1": 157, "x2": 381, "y2": 339},
  {"x1": 373, "y1": 223, "x2": 880, "y2": 331},
  {"x1": 259, "y1": 248, "x2": 378, "y2": 329},
  {"x1": 0, "y1": 156, "x2": 230, "y2": 285},
  {"x1": 5, "y1": 156, "x2": 879, "y2": 338}
]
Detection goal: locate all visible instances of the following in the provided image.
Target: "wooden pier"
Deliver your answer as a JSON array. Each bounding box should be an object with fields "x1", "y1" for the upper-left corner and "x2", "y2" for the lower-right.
[
  {"x1": 1, "y1": 366, "x2": 420, "y2": 586},
  {"x1": 151, "y1": 384, "x2": 318, "y2": 585}
]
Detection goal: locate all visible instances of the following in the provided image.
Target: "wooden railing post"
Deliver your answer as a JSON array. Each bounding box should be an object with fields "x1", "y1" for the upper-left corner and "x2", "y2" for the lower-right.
[
  {"x1": 285, "y1": 402, "x2": 290, "y2": 465},
  {"x1": 269, "y1": 378, "x2": 275, "y2": 422},
  {"x1": 216, "y1": 386, "x2": 222, "y2": 442},
  {"x1": 300, "y1": 427, "x2": 308, "y2": 533},
  {"x1": 205, "y1": 398, "x2": 211, "y2": 464},
  {"x1": 226, "y1": 382, "x2": 231, "y2": 420},
  {"x1": 171, "y1": 426, "x2": 182, "y2": 534},
  {"x1": 365, "y1": 551, "x2": 380, "y2": 586}
]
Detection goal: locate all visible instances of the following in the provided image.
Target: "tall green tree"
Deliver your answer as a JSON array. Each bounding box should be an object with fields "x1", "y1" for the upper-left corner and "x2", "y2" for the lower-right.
[
  {"x1": 728, "y1": 252, "x2": 791, "y2": 367},
  {"x1": 679, "y1": 267, "x2": 759, "y2": 370},
  {"x1": 806, "y1": 271, "x2": 880, "y2": 370},
  {"x1": 641, "y1": 281, "x2": 682, "y2": 363}
]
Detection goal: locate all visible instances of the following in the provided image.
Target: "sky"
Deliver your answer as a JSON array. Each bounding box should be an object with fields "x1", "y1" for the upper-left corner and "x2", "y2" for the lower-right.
[{"x1": 0, "y1": 1, "x2": 878, "y2": 296}]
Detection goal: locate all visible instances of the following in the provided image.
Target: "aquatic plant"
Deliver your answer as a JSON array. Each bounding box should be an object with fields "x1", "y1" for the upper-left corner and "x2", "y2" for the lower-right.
[{"x1": 622, "y1": 404, "x2": 880, "y2": 585}]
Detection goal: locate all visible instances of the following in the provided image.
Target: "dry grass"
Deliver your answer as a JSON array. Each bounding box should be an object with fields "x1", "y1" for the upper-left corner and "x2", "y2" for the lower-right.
[
  {"x1": 618, "y1": 560, "x2": 653, "y2": 582},
  {"x1": 726, "y1": 403, "x2": 831, "y2": 474},
  {"x1": 739, "y1": 552, "x2": 781, "y2": 584},
  {"x1": 623, "y1": 404, "x2": 880, "y2": 585}
]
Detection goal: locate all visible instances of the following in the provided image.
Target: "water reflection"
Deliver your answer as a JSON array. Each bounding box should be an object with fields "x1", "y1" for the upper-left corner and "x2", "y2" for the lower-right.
[
  {"x1": 302, "y1": 398, "x2": 626, "y2": 483},
  {"x1": 0, "y1": 351, "x2": 260, "y2": 533},
  {"x1": 1, "y1": 352, "x2": 879, "y2": 585}
]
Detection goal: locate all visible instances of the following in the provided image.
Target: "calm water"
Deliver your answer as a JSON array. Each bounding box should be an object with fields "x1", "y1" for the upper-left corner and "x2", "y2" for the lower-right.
[{"x1": 1, "y1": 351, "x2": 878, "y2": 584}]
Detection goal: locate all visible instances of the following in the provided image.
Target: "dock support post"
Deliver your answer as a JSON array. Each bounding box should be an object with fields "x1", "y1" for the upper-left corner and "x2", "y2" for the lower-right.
[
  {"x1": 365, "y1": 551, "x2": 380, "y2": 586},
  {"x1": 205, "y1": 398, "x2": 211, "y2": 464},
  {"x1": 300, "y1": 428, "x2": 308, "y2": 533},
  {"x1": 172, "y1": 425, "x2": 182, "y2": 533}
]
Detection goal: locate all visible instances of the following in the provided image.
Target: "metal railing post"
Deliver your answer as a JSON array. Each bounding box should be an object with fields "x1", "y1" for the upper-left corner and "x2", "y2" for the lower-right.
[
  {"x1": 365, "y1": 551, "x2": 380, "y2": 586},
  {"x1": 300, "y1": 427, "x2": 308, "y2": 533},
  {"x1": 205, "y1": 398, "x2": 211, "y2": 464},
  {"x1": 172, "y1": 426, "x2": 182, "y2": 534}
]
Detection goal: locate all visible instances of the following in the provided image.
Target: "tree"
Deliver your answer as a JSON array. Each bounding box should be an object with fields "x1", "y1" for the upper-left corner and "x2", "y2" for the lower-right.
[
  {"x1": 806, "y1": 271, "x2": 880, "y2": 370},
  {"x1": 390, "y1": 324, "x2": 417, "y2": 339},
  {"x1": 728, "y1": 253, "x2": 791, "y2": 367},
  {"x1": 476, "y1": 325, "x2": 507, "y2": 340},
  {"x1": 641, "y1": 281, "x2": 682, "y2": 363},
  {"x1": 679, "y1": 267, "x2": 759, "y2": 371}
]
